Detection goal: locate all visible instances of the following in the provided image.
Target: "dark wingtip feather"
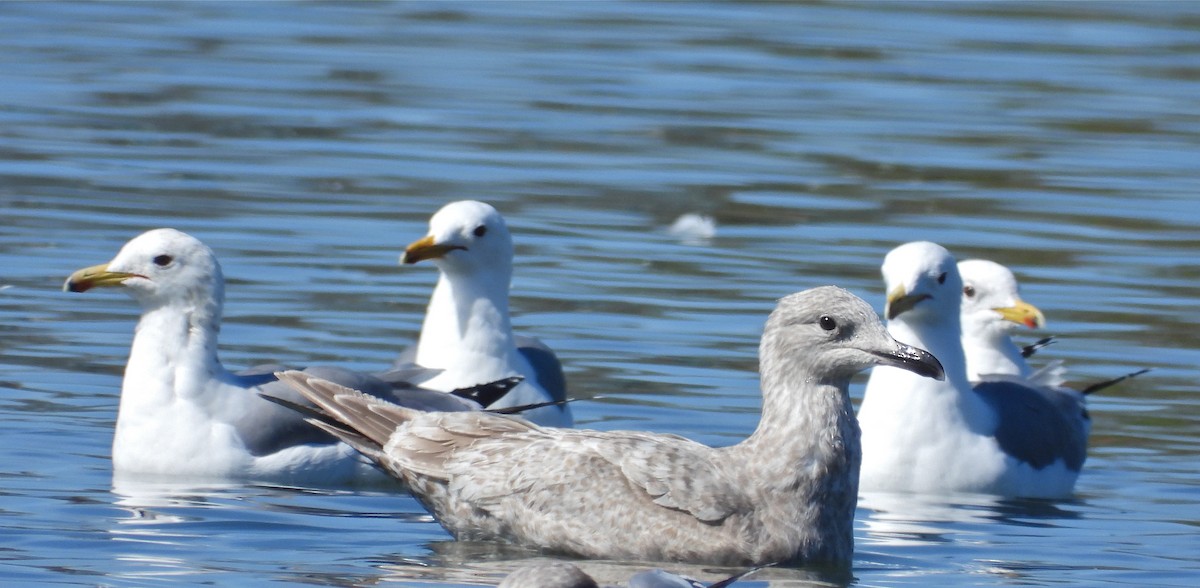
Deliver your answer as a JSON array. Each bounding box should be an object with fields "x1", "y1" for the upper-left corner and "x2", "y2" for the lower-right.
[
  {"x1": 1080, "y1": 368, "x2": 1150, "y2": 396},
  {"x1": 487, "y1": 396, "x2": 578, "y2": 415},
  {"x1": 449, "y1": 376, "x2": 524, "y2": 407},
  {"x1": 1022, "y1": 336, "x2": 1057, "y2": 359}
]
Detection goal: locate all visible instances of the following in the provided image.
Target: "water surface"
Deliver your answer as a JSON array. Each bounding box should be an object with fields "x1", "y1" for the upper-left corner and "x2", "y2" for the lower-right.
[{"x1": 2, "y1": 2, "x2": 1198, "y2": 586}]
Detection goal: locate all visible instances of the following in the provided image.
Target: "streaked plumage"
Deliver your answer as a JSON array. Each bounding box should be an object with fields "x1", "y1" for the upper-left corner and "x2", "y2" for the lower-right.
[{"x1": 277, "y1": 286, "x2": 944, "y2": 566}]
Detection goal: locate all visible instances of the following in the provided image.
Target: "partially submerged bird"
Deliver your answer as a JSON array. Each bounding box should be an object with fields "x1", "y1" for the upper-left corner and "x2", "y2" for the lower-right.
[
  {"x1": 859, "y1": 242, "x2": 1092, "y2": 498},
  {"x1": 274, "y1": 286, "x2": 944, "y2": 566},
  {"x1": 497, "y1": 560, "x2": 758, "y2": 588},
  {"x1": 64, "y1": 228, "x2": 512, "y2": 484},
  {"x1": 396, "y1": 200, "x2": 573, "y2": 427},
  {"x1": 499, "y1": 561, "x2": 601, "y2": 588}
]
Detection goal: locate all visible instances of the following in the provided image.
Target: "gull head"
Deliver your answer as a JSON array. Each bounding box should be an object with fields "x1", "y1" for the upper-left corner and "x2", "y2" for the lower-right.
[
  {"x1": 400, "y1": 200, "x2": 514, "y2": 279},
  {"x1": 64, "y1": 228, "x2": 224, "y2": 310},
  {"x1": 958, "y1": 259, "x2": 1045, "y2": 332},
  {"x1": 881, "y1": 241, "x2": 962, "y2": 323},
  {"x1": 763, "y1": 286, "x2": 945, "y2": 385}
]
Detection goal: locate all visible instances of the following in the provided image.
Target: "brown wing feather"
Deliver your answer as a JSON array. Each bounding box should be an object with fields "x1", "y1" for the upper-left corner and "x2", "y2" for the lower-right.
[{"x1": 277, "y1": 371, "x2": 747, "y2": 526}]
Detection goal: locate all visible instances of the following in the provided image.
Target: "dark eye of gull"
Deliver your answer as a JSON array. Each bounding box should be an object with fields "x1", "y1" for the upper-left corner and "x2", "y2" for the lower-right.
[
  {"x1": 937, "y1": 272, "x2": 947, "y2": 285},
  {"x1": 153, "y1": 255, "x2": 173, "y2": 267},
  {"x1": 819, "y1": 315, "x2": 837, "y2": 331},
  {"x1": 963, "y1": 285, "x2": 975, "y2": 297},
  {"x1": 473, "y1": 225, "x2": 487, "y2": 237}
]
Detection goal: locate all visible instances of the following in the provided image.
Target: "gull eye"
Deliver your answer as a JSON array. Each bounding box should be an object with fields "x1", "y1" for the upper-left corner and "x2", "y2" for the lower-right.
[
  {"x1": 153, "y1": 255, "x2": 173, "y2": 267},
  {"x1": 819, "y1": 315, "x2": 837, "y2": 331},
  {"x1": 473, "y1": 225, "x2": 487, "y2": 237},
  {"x1": 963, "y1": 285, "x2": 976, "y2": 298},
  {"x1": 937, "y1": 272, "x2": 947, "y2": 285}
]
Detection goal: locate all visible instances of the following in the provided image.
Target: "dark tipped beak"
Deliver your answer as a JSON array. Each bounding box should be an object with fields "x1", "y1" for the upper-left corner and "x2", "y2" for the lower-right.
[
  {"x1": 63, "y1": 263, "x2": 142, "y2": 293},
  {"x1": 875, "y1": 342, "x2": 945, "y2": 381},
  {"x1": 399, "y1": 235, "x2": 467, "y2": 265}
]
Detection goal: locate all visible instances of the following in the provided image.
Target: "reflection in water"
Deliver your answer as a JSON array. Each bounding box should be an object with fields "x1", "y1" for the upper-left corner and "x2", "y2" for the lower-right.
[
  {"x1": 857, "y1": 491, "x2": 1099, "y2": 583},
  {"x1": 372, "y1": 556, "x2": 839, "y2": 588},
  {"x1": 861, "y1": 491, "x2": 1008, "y2": 546},
  {"x1": 861, "y1": 491, "x2": 1083, "y2": 544},
  {"x1": 104, "y1": 477, "x2": 427, "y2": 583}
]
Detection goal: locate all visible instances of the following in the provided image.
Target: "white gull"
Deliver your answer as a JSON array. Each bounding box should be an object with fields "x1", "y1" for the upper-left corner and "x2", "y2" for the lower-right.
[
  {"x1": 958, "y1": 258, "x2": 1063, "y2": 386},
  {"x1": 859, "y1": 242, "x2": 1089, "y2": 498},
  {"x1": 958, "y1": 258, "x2": 1147, "y2": 397},
  {"x1": 396, "y1": 200, "x2": 573, "y2": 427},
  {"x1": 274, "y1": 286, "x2": 944, "y2": 566},
  {"x1": 64, "y1": 228, "x2": 506, "y2": 484}
]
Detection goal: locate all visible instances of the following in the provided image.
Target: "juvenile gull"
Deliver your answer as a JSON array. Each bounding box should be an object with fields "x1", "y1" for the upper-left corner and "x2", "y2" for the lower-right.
[
  {"x1": 396, "y1": 200, "x2": 573, "y2": 427},
  {"x1": 275, "y1": 286, "x2": 945, "y2": 566},
  {"x1": 64, "y1": 228, "x2": 506, "y2": 484},
  {"x1": 859, "y1": 242, "x2": 1090, "y2": 498},
  {"x1": 958, "y1": 259, "x2": 1061, "y2": 385}
]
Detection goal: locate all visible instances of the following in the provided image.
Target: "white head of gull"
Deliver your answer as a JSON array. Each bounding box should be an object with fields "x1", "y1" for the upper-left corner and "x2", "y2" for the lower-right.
[
  {"x1": 276, "y1": 286, "x2": 945, "y2": 566},
  {"x1": 398, "y1": 200, "x2": 573, "y2": 427},
  {"x1": 957, "y1": 259, "x2": 1062, "y2": 385},
  {"x1": 959, "y1": 259, "x2": 1146, "y2": 396},
  {"x1": 859, "y1": 242, "x2": 1088, "y2": 498},
  {"x1": 63, "y1": 228, "x2": 485, "y2": 484}
]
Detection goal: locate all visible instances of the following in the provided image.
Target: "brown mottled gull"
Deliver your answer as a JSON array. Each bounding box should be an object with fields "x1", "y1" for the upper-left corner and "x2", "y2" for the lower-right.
[{"x1": 273, "y1": 286, "x2": 945, "y2": 566}]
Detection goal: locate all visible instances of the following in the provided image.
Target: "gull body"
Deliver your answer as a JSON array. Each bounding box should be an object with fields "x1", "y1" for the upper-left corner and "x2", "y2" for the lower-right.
[
  {"x1": 399, "y1": 200, "x2": 572, "y2": 427},
  {"x1": 279, "y1": 287, "x2": 944, "y2": 566},
  {"x1": 859, "y1": 242, "x2": 1087, "y2": 498},
  {"x1": 65, "y1": 229, "x2": 482, "y2": 484}
]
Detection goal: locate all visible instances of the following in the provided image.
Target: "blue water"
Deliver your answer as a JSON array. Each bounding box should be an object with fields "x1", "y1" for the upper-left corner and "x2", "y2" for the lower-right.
[{"x1": 2, "y1": 1, "x2": 1198, "y2": 586}]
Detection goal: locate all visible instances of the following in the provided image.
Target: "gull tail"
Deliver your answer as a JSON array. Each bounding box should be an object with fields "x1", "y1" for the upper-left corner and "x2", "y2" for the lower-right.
[
  {"x1": 1080, "y1": 368, "x2": 1150, "y2": 396},
  {"x1": 258, "y1": 392, "x2": 385, "y2": 464},
  {"x1": 268, "y1": 370, "x2": 423, "y2": 463}
]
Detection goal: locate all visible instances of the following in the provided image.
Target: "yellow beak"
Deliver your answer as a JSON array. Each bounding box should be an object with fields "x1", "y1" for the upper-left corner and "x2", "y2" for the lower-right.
[
  {"x1": 994, "y1": 300, "x2": 1046, "y2": 329},
  {"x1": 885, "y1": 284, "x2": 930, "y2": 320},
  {"x1": 400, "y1": 235, "x2": 466, "y2": 265},
  {"x1": 63, "y1": 263, "x2": 143, "y2": 293}
]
